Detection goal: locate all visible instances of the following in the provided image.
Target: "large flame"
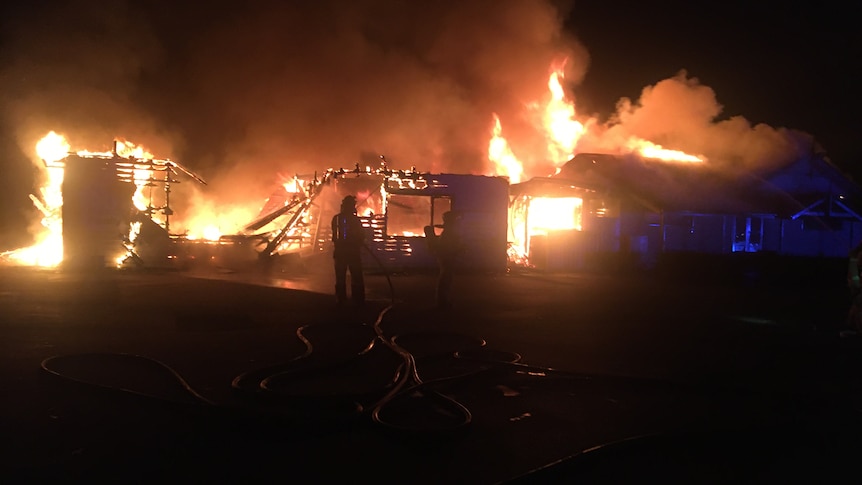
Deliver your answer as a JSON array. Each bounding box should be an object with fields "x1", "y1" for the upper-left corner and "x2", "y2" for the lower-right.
[
  {"x1": 181, "y1": 204, "x2": 258, "y2": 242},
  {"x1": 490, "y1": 61, "x2": 706, "y2": 268},
  {"x1": 488, "y1": 62, "x2": 705, "y2": 184},
  {"x1": 528, "y1": 197, "x2": 583, "y2": 233},
  {"x1": 488, "y1": 114, "x2": 524, "y2": 183},
  {"x1": 36, "y1": 131, "x2": 71, "y2": 163},
  {"x1": 1, "y1": 132, "x2": 69, "y2": 266},
  {"x1": 1, "y1": 132, "x2": 175, "y2": 267},
  {"x1": 544, "y1": 68, "x2": 586, "y2": 166}
]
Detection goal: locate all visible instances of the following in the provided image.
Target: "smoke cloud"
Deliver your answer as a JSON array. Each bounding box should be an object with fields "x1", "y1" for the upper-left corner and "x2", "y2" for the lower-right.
[
  {"x1": 1, "y1": 0, "x2": 587, "y2": 213},
  {"x1": 0, "y1": 0, "x2": 812, "y2": 235},
  {"x1": 574, "y1": 71, "x2": 809, "y2": 174},
  {"x1": 0, "y1": 1, "x2": 176, "y2": 160}
]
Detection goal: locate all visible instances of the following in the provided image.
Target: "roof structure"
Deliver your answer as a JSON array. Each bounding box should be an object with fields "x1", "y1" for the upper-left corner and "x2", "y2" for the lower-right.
[{"x1": 549, "y1": 153, "x2": 810, "y2": 217}]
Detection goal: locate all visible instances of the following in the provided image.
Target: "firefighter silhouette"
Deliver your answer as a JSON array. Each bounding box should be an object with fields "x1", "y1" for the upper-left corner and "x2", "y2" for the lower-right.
[
  {"x1": 846, "y1": 239, "x2": 862, "y2": 333},
  {"x1": 425, "y1": 211, "x2": 463, "y2": 308},
  {"x1": 331, "y1": 195, "x2": 365, "y2": 305}
]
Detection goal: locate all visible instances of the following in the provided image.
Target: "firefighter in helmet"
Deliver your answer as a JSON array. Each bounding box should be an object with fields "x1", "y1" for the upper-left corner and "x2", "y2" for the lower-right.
[{"x1": 331, "y1": 195, "x2": 365, "y2": 305}]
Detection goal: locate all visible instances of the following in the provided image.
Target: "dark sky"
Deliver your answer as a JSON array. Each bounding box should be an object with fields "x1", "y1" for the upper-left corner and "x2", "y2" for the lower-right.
[
  {"x1": 1, "y1": 0, "x2": 858, "y2": 246},
  {"x1": 567, "y1": 0, "x2": 860, "y2": 166}
]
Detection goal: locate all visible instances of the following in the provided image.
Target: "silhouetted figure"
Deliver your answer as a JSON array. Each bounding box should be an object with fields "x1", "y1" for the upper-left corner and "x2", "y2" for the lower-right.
[
  {"x1": 332, "y1": 195, "x2": 365, "y2": 306},
  {"x1": 846, "y1": 240, "x2": 862, "y2": 334},
  {"x1": 425, "y1": 211, "x2": 463, "y2": 309},
  {"x1": 848, "y1": 240, "x2": 862, "y2": 295}
]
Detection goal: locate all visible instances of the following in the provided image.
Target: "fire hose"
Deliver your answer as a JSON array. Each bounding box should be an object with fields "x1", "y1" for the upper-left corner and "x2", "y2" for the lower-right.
[
  {"x1": 38, "y1": 315, "x2": 516, "y2": 435},
  {"x1": 32, "y1": 242, "x2": 862, "y2": 482},
  {"x1": 38, "y1": 243, "x2": 520, "y2": 436}
]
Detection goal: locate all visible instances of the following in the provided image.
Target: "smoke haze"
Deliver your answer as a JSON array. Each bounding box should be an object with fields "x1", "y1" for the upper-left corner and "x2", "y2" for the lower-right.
[
  {"x1": 0, "y1": 0, "x2": 812, "y2": 233},
  {"x1": 1, "y1": 1, "x2": 584, "y2": 194}
]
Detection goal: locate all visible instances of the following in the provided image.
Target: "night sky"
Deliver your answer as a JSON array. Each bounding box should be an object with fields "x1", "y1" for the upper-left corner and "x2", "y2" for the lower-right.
[
  {"x1": 1, "y1": 0, "x2": 858, "y2": 248},
  {"x1": 568, "y1": 0, "x2": 860, "y2": 168}
]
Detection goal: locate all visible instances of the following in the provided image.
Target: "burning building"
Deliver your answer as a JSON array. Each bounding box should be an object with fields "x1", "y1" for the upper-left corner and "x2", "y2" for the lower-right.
[
  {"x1": 509, "y1": 150, "x2": 862, "y2": 272},
  {"x1": 7, "y1": 131, "x2": 861, "y2": 279},
  {"x1": 1, "y1": 133, "x2": 207, "y2": 270},
  {"x1": 238, "y1": 165, "x2": 509, "y2": 274},
  {"x1": 2, "y1": 132, "x2": 512, "y2": 275},
  {"x1": 3, "y1": 52, "x2": 856, "y2": 277},
  {"x1": 507, "y1": 173, "x2": 616, "y2": 271}
]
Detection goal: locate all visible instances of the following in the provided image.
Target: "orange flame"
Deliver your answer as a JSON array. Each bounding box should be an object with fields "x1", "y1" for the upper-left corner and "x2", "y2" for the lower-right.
[
  {"x1": 36, "y1": 131, "x2": 71, "y2": 163},
  {"x1": 488, "y1": 114, "x2": 524, "y2": 183},
  {"x1": 488, "y1": 61, "x2": 705, "y2": 185},
  {"x1": 528, "y1": 197, "x2": 583, "y2": 232},
  {"x1": 180, "y1": 202, "x2": 257, "y2": 241},
  {"x1": 2, "y1": 132, "x2": 69, "y2": 266},
  {"x1": 1, "y1": 133, "x2": 177, "y2": 268},
  {"x1": 544, "y1": 68, "x2": 585, "y2": 166},
  {"x1": 283, "y1": 177, "x2": 303, "y2": 194},
  {"x1": 625, "y1": 138, "x2": 704, "y2": 163},
  {"x1": 494, "y1": 61, "x2": 705, "y2": 270},
  {"x1": 115, "y1": 140, "x2": 154, "y2": 160}
]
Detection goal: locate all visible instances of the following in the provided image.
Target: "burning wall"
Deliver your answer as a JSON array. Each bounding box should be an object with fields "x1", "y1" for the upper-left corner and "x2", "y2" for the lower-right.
[
  {"x1": 0, "y1": 133, "x2": 206, "y2": 268},
  {"x1": 61, "y1": 155, "x2": 135, "y2": 270}
]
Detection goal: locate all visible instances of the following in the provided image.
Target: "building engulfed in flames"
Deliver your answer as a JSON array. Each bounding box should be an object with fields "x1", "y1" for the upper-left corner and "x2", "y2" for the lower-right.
[
  {"x1": 512, "y1": 151, "x2": 862, "y2": 272},
  {"x1": 5, "y1": 129, "x2": 862, "y2": 275},
  {"x1": 195, "y1": 164, "x2": 510, "y2": 274},
  {"x1": 0, "y1": 134, "x2": 512, "y2": 273},
  {"x1": 5, "y1": 61, "x2": 862, "y2": 273},
  {"x1": 507, "y1": 175, "x2": 612, "y2": 271},
  {"x1": 1, "y1": 133, "x2": 207, "y2": 270},
  {"x1": 1, "y1": 63, "x2": 719, "y2": 272}
]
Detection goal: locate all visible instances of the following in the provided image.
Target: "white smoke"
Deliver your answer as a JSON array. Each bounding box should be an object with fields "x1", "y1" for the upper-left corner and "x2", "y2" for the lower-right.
[{"x1": 584, "y1": 71, "x2": 809, "y2": 172}]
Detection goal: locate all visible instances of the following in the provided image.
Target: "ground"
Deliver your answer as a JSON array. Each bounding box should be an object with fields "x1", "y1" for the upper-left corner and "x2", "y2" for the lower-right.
[{"x1": 2, "y1": 255, "x2": 862, "y2": 483}]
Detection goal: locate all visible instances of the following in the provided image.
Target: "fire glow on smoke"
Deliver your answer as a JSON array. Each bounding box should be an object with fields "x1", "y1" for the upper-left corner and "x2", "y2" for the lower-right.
[
  {"x1": 488, "y1": 64, "x2": 703, "y2": 184},
  {"x1": 4, "y1": 61, "x2": 705, "y2": 268}
]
